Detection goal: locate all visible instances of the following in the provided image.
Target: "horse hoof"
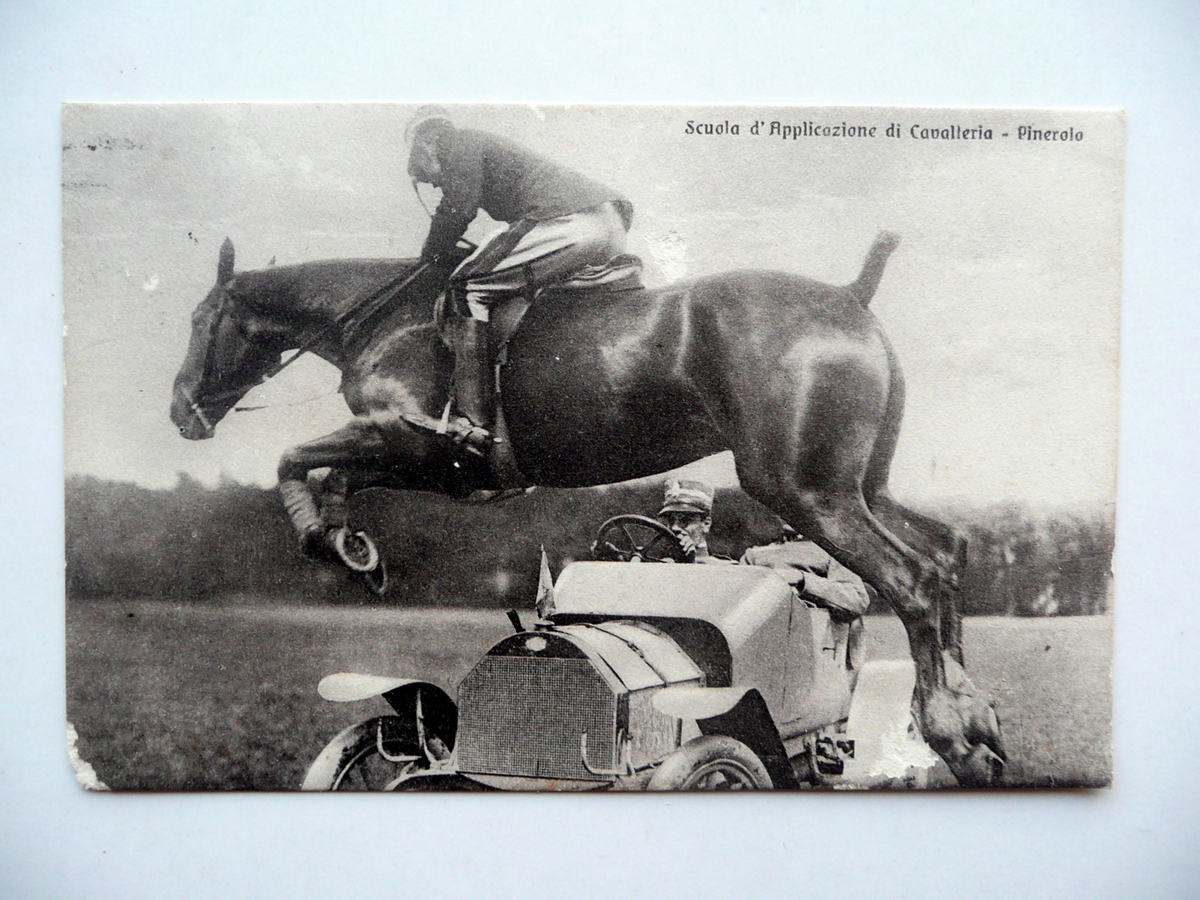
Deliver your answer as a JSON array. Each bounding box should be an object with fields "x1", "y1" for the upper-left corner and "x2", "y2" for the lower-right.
[
  {"x1": 330, "y1": 526, "x2": 381, "y2": 573},
  {"x1": 358, "y1": 559, "x2": 388, "y2": 596},
  {"x1": 967, "y1": 702, "x2": 1007, "y2": 761},
  {"x1": 958, "y1": 743, "x2": 1005, "y2": 788},
  {"x1": 299, "y1": 526, "x2": 327, "y2": 559}
]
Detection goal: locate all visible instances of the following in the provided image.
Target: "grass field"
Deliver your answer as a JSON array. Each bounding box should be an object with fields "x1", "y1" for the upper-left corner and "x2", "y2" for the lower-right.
[{"x1": 66, "y1": 599, "x2": 1111, "y2": 790}]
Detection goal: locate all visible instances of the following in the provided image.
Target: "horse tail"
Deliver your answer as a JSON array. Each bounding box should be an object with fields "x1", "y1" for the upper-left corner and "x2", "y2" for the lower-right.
[
  {"x1": 848, "y1": 231, "x2": 900, "y2": 307},
  {"x1": 862, "y1": 324, "x2": 904, "y2": 503}
]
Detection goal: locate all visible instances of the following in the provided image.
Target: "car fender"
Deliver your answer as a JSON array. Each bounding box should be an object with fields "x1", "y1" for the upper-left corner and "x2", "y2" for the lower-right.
[
  {"x1": 318, "y1": 674, "x2": 458, "y2": 750},
  {"x1": 318, "y1": 673, "x2": 423, "y2": 702},
  {"x1": 652, "y1": 685, "x2": 751, "y2": 720},
  {"x1": 652, "y1": 685, "x2": 798, "y2": 789}
]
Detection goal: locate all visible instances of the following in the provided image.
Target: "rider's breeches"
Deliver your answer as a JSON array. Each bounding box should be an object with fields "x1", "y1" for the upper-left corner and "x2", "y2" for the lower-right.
[{"x1": 450, "y1": 201, "x2": 628, "y2": 321}]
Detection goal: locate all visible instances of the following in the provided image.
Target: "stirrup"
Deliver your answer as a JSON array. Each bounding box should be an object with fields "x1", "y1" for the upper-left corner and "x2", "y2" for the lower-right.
[
  {"x1": 437, "y1": 396, "x2": 492, "y2": 456},
  {"x1": 401, "y1": 409, "x2": 493, "y2": 458},
  {"x1": 449, "y1": 418, "x2": 494, "y2": 456}
]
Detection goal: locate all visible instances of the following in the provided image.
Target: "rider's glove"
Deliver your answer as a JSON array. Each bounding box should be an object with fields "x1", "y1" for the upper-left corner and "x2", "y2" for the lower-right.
[
  {"x1": 421, "y1": 251, "x2": 454, "y2": 272},
  {"x1": 422, "y1": 243, "x2": 473, "y2": 273}
]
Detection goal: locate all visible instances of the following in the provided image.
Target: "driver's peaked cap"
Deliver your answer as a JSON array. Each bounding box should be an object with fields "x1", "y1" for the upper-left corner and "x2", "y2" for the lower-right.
[{"x1": 659, "y1": 479, "x2": 714, "y2": 517}]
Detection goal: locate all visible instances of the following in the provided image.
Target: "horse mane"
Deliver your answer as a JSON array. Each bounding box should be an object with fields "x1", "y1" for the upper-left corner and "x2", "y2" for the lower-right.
[
  {"x1": 228, "y1": 257, "x2": 423, "y2": 316},
  {"x1": 231, "y1": 257, "x2": 420, "y2": 289}
]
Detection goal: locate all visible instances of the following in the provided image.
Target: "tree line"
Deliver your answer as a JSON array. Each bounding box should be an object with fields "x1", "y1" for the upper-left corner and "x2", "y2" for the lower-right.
[{"x1": 65, "y1": 474, "x2": 1113, "y2": 615}]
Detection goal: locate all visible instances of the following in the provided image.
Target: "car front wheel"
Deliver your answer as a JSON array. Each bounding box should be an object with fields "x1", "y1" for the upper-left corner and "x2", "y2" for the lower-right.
[
  {"x1": 647, "y1": 735, "x2": 773, "y2": 790},
  {"x1": 301, "y1": 716, "x2": 421, "y2": 791}
]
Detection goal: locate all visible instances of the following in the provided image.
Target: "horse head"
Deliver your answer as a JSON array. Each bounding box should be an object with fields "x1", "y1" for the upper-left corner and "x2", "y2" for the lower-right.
[{"x1": 171, "y1": 238, "x2": 289, "y2": 440}]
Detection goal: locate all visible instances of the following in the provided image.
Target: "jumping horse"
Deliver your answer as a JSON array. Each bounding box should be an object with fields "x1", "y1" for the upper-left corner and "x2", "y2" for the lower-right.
[{"x1": 170, "y1": 233, "x2": 1006, "y2": 785}]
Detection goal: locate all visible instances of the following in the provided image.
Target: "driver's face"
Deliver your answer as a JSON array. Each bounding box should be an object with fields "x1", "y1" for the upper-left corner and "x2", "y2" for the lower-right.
[{"x1": 660, "y1": 511, "x2": 711, "y2": 552}]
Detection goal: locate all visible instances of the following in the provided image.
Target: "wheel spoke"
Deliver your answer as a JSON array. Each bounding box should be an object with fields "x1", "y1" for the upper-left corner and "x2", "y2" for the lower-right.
[
  {"x1": 643, "y1": 531, "x2": 674, "y2": 554},
  {"x1": 647, "y1": 736, "x2": 771, "y2": 790},
  {"x1": 336, "y1": 745, "x2": 410, "y2": 790},
  {"x1": 684, "y1": 762, "x2": 756, "y2": 790},
  {"x1": 620, "y1": 524, "x2": 637, "y2": 549}
]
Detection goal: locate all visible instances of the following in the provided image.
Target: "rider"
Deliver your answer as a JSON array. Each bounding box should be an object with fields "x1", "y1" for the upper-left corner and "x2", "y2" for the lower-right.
[
  {"x1": 404, "y1": 106, "x2": 634, "y2": 452},
  {"x1": 657, "y1": 478, "x2": 871, "y2": 619}
]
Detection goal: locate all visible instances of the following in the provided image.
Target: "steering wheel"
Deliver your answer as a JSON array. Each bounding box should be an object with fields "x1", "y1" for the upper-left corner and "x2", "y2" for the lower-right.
[{"x1": 591, "y1": 515, "x2": 693, "y2": 563}]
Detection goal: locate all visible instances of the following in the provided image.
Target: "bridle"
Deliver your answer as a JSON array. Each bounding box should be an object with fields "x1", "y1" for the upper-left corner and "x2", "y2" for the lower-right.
[
  {"x1": 180, "y1": 172, "x2": 449, "y2": 435},
  {"x1": 176, "y1": 286, "x2": 261, "y2": 436},
  {"x1": 178, "y1": 261, "x2": 432, "y2": 434}
]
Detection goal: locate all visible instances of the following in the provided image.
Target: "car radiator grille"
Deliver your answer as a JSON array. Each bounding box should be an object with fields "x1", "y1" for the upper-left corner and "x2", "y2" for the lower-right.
[{"x1": 457, "y1": 656, "x2": 617, "y2": 782}]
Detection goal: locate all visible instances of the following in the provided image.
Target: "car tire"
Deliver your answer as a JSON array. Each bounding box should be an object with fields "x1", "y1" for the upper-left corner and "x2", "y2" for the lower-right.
[
  {"x1": 646, "y1": 735, "x2": 773, "y2": 790},
  {"x1": 301, "y1": 716, "x2": 420, "y2": 791}
]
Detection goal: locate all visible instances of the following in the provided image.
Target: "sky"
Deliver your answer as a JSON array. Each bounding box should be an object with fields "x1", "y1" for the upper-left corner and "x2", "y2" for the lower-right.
[{"x1": 62, "y1": 103, "x2": 1123, "y2": 508}]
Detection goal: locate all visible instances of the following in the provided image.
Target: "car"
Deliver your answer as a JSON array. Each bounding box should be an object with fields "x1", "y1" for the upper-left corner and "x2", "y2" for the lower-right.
[{"x1": 301, "y1": 516, "x2": 933, "y2": 791}]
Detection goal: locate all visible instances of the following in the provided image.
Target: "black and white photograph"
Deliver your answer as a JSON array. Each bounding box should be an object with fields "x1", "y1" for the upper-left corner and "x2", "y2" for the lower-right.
[{"x1": 62, "y1": 102, "x2": 1120, "y2": 793}]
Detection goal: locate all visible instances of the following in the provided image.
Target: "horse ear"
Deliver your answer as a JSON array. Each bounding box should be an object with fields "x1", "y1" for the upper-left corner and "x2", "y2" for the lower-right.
[{"x1": 217, "y1": 237, "x2": 235, "y2": 285}]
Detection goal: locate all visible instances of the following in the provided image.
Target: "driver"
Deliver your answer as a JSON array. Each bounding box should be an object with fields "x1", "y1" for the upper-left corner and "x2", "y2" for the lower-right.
[
  {"x1": 404, "y1": 106, "x2": 633, "y2": 452},
  {"x1": 657, "y1": 478, "x2": 871, "y2": 619},
  {"x1": 657, "y1": 479, "x2": 732, "y2": 564}
]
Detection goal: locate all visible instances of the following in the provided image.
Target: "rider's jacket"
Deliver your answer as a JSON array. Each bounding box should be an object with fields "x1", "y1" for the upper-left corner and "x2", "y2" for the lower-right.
[
  {"x1": 419, "y1": 128, "x2": 632, "y2": 265},
  {"x1": 740, "y1": 539, "x2": 871, "y2": 620}
]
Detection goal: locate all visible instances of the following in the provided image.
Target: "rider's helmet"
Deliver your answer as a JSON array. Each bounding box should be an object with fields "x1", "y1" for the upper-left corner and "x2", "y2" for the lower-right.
[{"x1": 404, "y1": 104, "x2": 455, "y2": 146}]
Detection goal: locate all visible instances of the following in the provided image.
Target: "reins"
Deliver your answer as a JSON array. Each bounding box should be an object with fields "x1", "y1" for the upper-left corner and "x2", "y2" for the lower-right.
[
  {"x1": 191, "y1": 260, "x2": 431, "y2": 417},
  {"x1": 254, "y1": 259, "x2": 432, "y2": 385},
  {"x1": 187, "y1": 178, "x2": 449, "y2": 425}
]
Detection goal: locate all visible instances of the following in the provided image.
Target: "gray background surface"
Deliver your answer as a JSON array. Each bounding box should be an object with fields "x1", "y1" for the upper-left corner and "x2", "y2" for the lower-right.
[{"x1": 4, "y1": 1, "x2": 1199, "y2": 897}]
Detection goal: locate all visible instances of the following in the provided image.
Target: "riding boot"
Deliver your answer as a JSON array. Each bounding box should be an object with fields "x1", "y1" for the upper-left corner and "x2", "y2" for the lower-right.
[{"x1": 452, "y1": 317, "x2": 494, "y2": 453}]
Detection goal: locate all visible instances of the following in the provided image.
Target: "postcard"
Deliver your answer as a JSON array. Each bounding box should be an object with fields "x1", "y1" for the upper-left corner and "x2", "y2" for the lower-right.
[{"x1": 64, "y1": 103, "x2": 1120, "y2": 790}]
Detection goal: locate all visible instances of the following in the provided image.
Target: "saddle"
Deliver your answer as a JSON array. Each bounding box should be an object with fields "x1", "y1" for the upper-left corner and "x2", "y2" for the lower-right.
[
  {"x1": 434, "y1": 253, "x2": 645, "y2": 356},
  {"x1": 414, "y1": 255, "x2": 645, "y2": 490}
]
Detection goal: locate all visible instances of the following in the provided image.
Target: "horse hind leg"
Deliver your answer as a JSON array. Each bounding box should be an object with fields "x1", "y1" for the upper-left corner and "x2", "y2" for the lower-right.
[
  {"x1": 866, "y1": 495, "x2": 1005, "y2": 773},
  {"x1": 869, "y1": 490, "x2": 968, "y2": 665},
  {"x1": 869, "y1": 492, "x2": 965, "y2": 571},
  {"x1": 862, "y1": 329, "x2": 969, "y2": 664},
  {"x1": 740, "y1": 475, "x2": 941, "y2": 680},
  {"x1": 738, "y1": 474, "x2": 1003, "y2": 786}
]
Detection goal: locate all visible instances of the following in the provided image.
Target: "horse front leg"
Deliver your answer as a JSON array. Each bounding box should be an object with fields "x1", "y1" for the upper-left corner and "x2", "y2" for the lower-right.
[
  {"x1": 276, "y1": 419, "x2": 398, "y2": 559},
  {"x1": 276, "y1": 417, "x2": 487, "y2": 589}
]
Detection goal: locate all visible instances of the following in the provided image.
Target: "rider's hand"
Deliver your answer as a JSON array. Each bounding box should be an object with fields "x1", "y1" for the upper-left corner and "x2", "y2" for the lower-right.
[
  {"x1": 421, "y1": 251, "x2": 456, "y2": 273},
  {"x1": 424, "y1": 243, "x2": 473, "y2": 272}
]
